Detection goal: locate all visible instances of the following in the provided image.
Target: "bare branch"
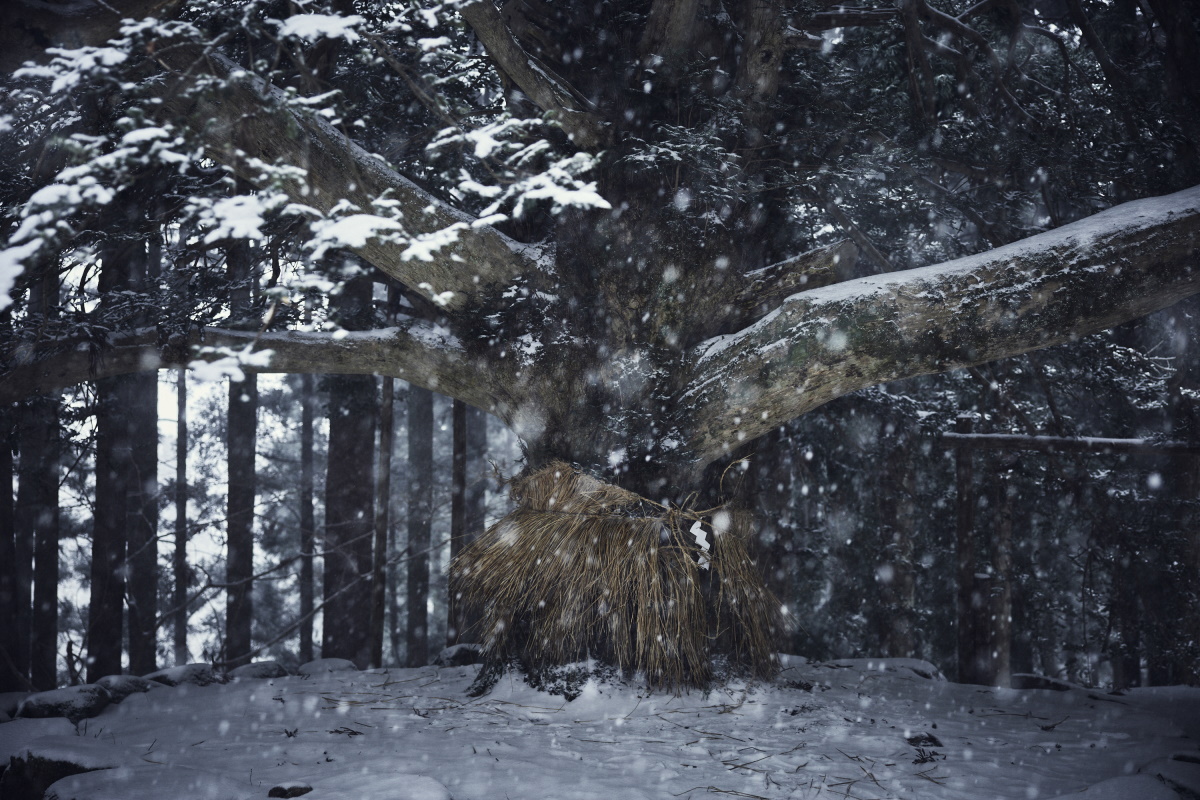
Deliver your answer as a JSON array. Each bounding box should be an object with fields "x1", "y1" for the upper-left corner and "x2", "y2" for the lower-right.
[
  {"x1": 154, "y1": 46, "x2": 537, "y2": 310},
  {"x1": 797, "y1": 7, "x2": 899, "y2": 31},
  {"x1": 0, "y1": 324, "x2": 505, "y2": 413},
  {"x1": 684, "y1": 185, "x2": 1200, "y2": 467}
]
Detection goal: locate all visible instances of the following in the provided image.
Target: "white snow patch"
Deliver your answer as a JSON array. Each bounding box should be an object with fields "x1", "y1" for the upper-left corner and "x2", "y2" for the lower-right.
[
  {"x1": 277, "y1": 14, "x2": 365, "y2": 42},
  {"x1": 189, "y1": 346, "x2": 274, "y2": 383}
]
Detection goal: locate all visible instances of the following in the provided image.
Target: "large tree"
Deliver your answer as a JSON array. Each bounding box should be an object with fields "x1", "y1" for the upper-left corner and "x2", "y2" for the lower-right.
[{"x1": 3, "y1": 0, "x2": 1199, "y2": 678}]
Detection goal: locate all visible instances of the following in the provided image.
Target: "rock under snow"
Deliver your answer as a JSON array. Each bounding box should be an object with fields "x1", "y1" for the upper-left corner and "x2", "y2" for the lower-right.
[
  {"x1": 143, "y1": 663, "x2": 219, "y2": 687},
  {"x1": 267, "y1": 780, "x2": 313, "y2": 797},
  {"x1": 1069, "y1": 774, "x2": 1181, "y2": 799},
  {"x1": 227, "y1": 661, "x2": 290, "y2": 681},
  {"x1": 45, "y1": 765, "x2": 253, "y2": 800},
  {"x1": 1, "y1": 735, "x2": 127, "y2": 800},
  {"x1": 16, "y1": 685, "x2": 110, "y2": 723},
  {"x1": 432, "y1": 643, "x2": 482, "y2": 667},
  {"x1": 1143, "y1": 753, "x2": 1200, "y2": 797},
  {"x1": 0, "y1": 717, "x2": 77, "y2": 762},
  {"x1": 0, "y1": 691, "x2": 28, "y2": 721},
  {"x1": 94, "y1": 675, "x2": 158, "y2": 703},
  {"x1": 296, "y1": 658, "x2": 357, "y2": 676}
]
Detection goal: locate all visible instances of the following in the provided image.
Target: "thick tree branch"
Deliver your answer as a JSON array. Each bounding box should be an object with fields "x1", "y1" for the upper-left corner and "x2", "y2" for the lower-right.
[
  {"x1": 0, "y1": 325, "x2": 503, "y2": 413},
  {"x1": 459, "y1": 0, "x2": 608, "y2": 149},
  {"x1": 684, "y1": 185, "x2": 1200, "y2": 467},
  {"x1": 153, "y1": 46, "x2": 536, "y2": 310},
  {"x1": 732, "y1": 240, "x2": 859, "y2": 322}
]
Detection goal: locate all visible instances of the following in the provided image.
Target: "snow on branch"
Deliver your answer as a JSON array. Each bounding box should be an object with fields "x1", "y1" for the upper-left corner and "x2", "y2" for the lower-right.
[
  {"x1": 684, "y1": 185, "x2": 1200, "y2": 466},
  {"x1": 152, "y1": 45, "x2": 537, "y2": 311}
]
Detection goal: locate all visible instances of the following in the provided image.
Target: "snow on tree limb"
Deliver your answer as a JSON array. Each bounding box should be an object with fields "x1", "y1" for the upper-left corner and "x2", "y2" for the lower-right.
[
  {"x1": 152, "y1": 46, "x2": 537, "y2": 310},
  {"x1": 684, "y1": 185, "x2": 1200, "y2": 466},
  {"x1": 0, "y1": 325, "x2": 502, "y2": 413}
]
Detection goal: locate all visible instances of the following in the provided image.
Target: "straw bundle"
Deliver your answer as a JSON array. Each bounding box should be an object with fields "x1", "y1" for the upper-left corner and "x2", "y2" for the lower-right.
[{"x1": 451, "y1": 462, "x2": 781, "y2": 690}]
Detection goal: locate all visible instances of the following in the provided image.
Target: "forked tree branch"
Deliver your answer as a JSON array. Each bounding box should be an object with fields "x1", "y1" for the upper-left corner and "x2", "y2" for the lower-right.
[
  {"x1": 684, "y1": 185, "x2": 1200, "y2": 467},
  {"x1": 459, "y1": 0, "x2": 608, "y2": 149}
]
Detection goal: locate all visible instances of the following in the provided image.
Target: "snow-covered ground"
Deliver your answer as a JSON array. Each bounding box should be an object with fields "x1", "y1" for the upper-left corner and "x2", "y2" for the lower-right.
[{"x1": 4, "y1": 656, "x2": 1199, "y2": 800}]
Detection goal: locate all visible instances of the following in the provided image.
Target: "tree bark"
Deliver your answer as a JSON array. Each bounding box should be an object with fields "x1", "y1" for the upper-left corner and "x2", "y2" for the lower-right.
[
  {"x1": 370, "y1": 376, "x2": 395, "y2": 668},
  {"x1": 0, "y1": 410, "x2": 22, "y2": 692},
  {"x1": 23, "y1": 395, "x2": 60, "y2": 691},
  {"x1": 955, "y1": 415, "x2": 979, "y2": 684},
  {"x1": 152, "y1": 46, "x2": 535, "y2": 311},
  {"x1": 223, "y1": 233, "x2": 258, "y2": 670},
  {"x1": 126, "y1": 228, "x2": 161, "y2": 677},
  {"x1": 88, "y1": 379, "x2": 129, "y2": 681},
  {"x1": 448, "y1": 398, "x2": 467, "y2": 647},
  {"x1": 225, "y1": 374, "x2": 258, "y2": 669},
  {"x1": 322, "y1": 277, "x2": 376, "y2": 668},
  {"x1": 989, "y1": 458, "x2": 1014, "y2": 688},
  {"x1": 173, "y1": 369, "x2": 189, "y2": 666},
  {"x1": 406, "y1": 385, "x2": 434, "y2": 667},
  {"x1": 126, "y1": 370, "x2": 158, "y2": 676},
  {"x1": 878, "y1": 439, "x2": 916, "y2": 659},
  {"x1": 687, "y1": 186, "x2": 1200, "y2": 471},
  {"x1": 299, "y1": 371, "x2": 316, "y2": 666}
]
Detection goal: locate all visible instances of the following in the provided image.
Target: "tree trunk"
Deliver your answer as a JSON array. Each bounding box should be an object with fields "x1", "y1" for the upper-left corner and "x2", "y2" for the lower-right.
[
  {"x1": 955, "y1": 415, "x2": 979, "y2": 684},
  {"x1": 0, "y1": 411, "x2": 22, "y2": 692},
  {"x1": 224, "y1": 235, "x2": 258, "y2": 670},
  {"x1": 406, "y1": 385, "x2": 433, "y2": 667},
  {"x1": 225, "y1": 374, "x2": 258, "y2": 668},
  {"x1": 988, "y1": 458, "x2": 1014, "y2": 688},
  {"x1": 22, "y1": 395, "x2": 60, "y2": 691},
  {"x1": 322, "y1": 276, "x2": 376, "y2": 668},
  {"x1": 1109, "y1": 530, "x2": 1141, "y2": 690},
  {"x1": 878, "y1": 439, "x2": 916, "y2": 659},
  {"x1": 370, "y1": 376, "x2": 395, "y2": 667},
  {"x1": 89, "y1": 378, "x2": 129, "y2": 681},
  {"x1": 173, "y1": 369, "x2": 189, "y2": 666},
  {"x1": 126, "y1": 371, "x2": 158, "y2": 676},
  {"x1": 447, "y1": 399, "x2": 467, "y2": 648},
  {"x1": 298, "y1": 371, "x2": 316, "y2": 665}
]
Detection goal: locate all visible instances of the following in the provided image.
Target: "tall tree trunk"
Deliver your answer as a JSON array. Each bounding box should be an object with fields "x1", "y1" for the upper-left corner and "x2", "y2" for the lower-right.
[
  {"x1": 989, "y1": 458, "x2": 1014, "y2": 688},
  {"x1": 406, "y1": 385, "x2": 433, "y2": 667},
  {"x1": 126, "y1": 228, "x2": 161, "y2": 677},
  {"x1": 322, "y1": 276, "x2": 376, "y2": 667},
  {"x1": 23, "y1": 395, "x2": 60, "y2": 690},
  {"x1": 955, "y1": 415, "x2": 980, "y2": 684},
  {"x1": 370, "y1": 376, "x2": 395, "y2": 667},
  {"x1": 126, "y1": 371, "x2": 158, "y2": 676},
  {"x1": 455, "y1": 404, "x2": 489, "y2": 644},
  {"x1": 447, "y1": 399, "x2": 467, "y2": 648},
  {"x1": 225, "y1": 374, "x2": 257, "y2": 668},
  {"x1": 878, "y1": 439, "x2": 916, "y2": 659},
  {"x1": 89, "y1": 379, "x2": 129, "y2": 681},
  {"x1": 173, "y1": 369, "x2": 189, "y2": 666},
  {"x1": 298, "y1": 371, "x2": 315, "y2": 665},
  {"x1": 0, "y1": 411, "x2": 22, "y2": 691},
  {"x1": 1109, "y1": 529, "x2": 1141, "y2": 690},
  {"x1": 224, "y1": 235, "x2": 258, "y2": 670}
]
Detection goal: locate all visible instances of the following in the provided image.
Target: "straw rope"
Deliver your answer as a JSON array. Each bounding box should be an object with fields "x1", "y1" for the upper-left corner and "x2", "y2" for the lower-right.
[{"x1": 451, "y1": 462, "x2": 781, "y2": 689}]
